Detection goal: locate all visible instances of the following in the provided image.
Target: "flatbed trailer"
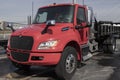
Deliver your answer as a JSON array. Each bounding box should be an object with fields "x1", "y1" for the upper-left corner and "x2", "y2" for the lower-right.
[
  {"x1": 95, "y1": 21, "x2": 120, "y2": 39},
  {"x1": 91, "y1": 21, "x2": 120, "y2": 53}
]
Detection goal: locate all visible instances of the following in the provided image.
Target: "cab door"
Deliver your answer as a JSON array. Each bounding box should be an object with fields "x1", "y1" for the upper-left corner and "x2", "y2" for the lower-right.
[
  {"x1": 76, "y1": 7, "x2": 92, "y2": 60},
  {"x1": 76, "y1": 7, "x2": 89, "y2": 44}
]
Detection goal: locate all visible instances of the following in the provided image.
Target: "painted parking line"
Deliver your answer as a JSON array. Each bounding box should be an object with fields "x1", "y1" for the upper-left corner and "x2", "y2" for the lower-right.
[{"x1": 0, "y1": 55, "x2": 7, "y2": 60}]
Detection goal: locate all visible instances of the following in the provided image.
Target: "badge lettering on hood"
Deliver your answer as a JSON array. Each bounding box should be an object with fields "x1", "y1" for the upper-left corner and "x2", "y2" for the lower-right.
[
  {"x1": 19, "y1": 34, "x2": 22, "y2": 38},
  {"x1": 61, "y1": 27, "x2": 69, "y2": 31}
]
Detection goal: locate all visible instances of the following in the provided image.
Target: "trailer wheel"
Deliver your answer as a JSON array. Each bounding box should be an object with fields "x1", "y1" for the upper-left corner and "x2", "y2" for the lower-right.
[
  {"x1": 108, "y1": 38, "x2": 116, "y2": 54},
  {"x1": 12, "y1": 61, "x2": 30, "y2": 71},
  {"x1": 103, "y1": 45, "x2": 108, "y2": 53},
  {"x1": 103, "y1": 37, "x2": 116, "y2": 54},
  {"x1": 55, "y1": 46, "x2": 77, "y2": 80}
]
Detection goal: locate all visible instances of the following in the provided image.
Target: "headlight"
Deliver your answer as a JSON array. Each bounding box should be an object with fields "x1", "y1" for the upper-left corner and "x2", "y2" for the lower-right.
[{"x1": 38, "y1": 40, "x2": 58, "y2": 49}]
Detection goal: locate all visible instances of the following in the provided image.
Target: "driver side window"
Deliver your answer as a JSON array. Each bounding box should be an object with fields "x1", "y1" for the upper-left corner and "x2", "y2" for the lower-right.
[{"x1": 77, "y1": 7, "x2": 86, "y2": 24}]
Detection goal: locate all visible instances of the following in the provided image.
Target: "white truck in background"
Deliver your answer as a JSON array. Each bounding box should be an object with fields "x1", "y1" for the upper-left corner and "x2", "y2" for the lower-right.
[{"x1": 0, "y1": 21, "x2": 25, "y2": 49}]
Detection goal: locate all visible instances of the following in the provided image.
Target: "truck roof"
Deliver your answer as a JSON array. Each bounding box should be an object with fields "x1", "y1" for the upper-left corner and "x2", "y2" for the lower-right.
[{"x1": 39, "y1": 3, "x2": 83, "y2": 9}]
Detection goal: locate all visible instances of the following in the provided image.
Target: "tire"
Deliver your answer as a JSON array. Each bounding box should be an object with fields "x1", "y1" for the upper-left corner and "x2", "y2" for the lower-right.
[
  {"x1": 103, "y1": 45, "x2": 108, "y2": 53},
  {"x1": 103, "y1": 37, "x2": 116, "y2": 54},
  {"x1": 108, "y1": 38, "x2": 116, "y2": 54},
  {"x1": 12, "y1": 61, "x2": 30, "y2": 71},
  {"x1": 55, "y1": 46, "x2": 77, "y2": 80}
]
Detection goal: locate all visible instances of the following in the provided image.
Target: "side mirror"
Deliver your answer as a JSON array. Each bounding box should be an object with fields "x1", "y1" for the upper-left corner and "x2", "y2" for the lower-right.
[
  {"x1": 87, "y1": 6, "x2": 93, "y2": 27},
  {"x1": 46, "y1": 20, "x2": 55, "y2": 26},
  {"x1": 7, "y1": 24, "x2": 15, "y2": 32},
  {"x1": 75, "y1": 23, "x2": 89, "y2": 29}
]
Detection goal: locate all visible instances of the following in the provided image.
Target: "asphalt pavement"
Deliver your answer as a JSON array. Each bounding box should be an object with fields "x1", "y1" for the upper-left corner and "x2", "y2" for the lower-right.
[{"x1": 0, "y1": 39, "x2": 120, "y2": 80}]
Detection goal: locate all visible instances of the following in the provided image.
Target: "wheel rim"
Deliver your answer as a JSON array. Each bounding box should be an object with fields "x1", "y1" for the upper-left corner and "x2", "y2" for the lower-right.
[
  {"x1": 65, "y1": 54, "x2": 76, "y2": 73},
  {"x1": 112, "y1": 43, "x2": 115, "y2": 51}
]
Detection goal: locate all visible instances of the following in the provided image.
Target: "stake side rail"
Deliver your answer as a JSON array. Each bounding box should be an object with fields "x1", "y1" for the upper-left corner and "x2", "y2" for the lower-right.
[{"x1": 95, "y1": 21, "x2": 120, "y2": 37}]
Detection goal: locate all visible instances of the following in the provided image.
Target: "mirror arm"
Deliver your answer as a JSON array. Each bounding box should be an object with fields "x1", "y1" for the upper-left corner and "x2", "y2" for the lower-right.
[
  {"x1": 75, "y1": 26, "x2": 83, "y2": 29},
  {"x1": 41, "y1": 25, "x2": 49, "y2": 34},
  {"x1": 75, "y1": 24, "x2": 91, "y2": 30},
  {"x1": 41, "y1": 20, "x2": 55, "y2": 34},
  {"x1": 86, "y1": 23, "x2": 91, "y2": 27}
]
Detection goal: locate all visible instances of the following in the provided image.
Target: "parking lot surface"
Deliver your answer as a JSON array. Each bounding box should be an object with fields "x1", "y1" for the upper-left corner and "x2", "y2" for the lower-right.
[{"x1": 0, "y1": 39, "x2": 120, "y2": 80}]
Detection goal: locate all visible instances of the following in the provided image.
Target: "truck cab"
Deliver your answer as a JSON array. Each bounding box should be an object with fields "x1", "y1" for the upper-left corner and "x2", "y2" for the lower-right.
[{"x1": 7, "y1": 4, "x2": 93, "y2": 80}]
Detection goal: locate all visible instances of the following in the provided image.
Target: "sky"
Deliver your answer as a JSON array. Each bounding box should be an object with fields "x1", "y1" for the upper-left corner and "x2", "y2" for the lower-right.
[{"x1": 0, "y1": 0, "x2": 120, "y2": 23}]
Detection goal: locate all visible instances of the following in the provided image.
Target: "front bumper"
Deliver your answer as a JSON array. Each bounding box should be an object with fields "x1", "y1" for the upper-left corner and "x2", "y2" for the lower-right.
[{"x1": 7, "y1": 51, "x2": 61, "y2": 66}]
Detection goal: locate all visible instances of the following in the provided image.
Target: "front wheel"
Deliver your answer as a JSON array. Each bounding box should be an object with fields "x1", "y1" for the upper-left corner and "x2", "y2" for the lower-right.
[{"x1": 55, "y1": 46, "x2": 77, "y2": 80}]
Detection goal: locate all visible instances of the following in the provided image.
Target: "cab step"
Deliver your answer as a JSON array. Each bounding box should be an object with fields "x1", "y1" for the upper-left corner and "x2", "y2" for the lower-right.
[{"x1": 82, "y1": 52, "x2": 93, "y2": 61}]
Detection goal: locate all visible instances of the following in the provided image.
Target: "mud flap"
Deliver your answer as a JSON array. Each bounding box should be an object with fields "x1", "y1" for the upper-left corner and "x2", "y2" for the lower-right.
[{"x1": 81, "y1": 44, "x2": 93, "y2": 61}]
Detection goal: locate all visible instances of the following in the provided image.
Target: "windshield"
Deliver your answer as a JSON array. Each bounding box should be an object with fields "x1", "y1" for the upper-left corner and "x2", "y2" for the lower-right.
[{"x1": 33, "y1": 5, "x2": 74, "y2": 24}]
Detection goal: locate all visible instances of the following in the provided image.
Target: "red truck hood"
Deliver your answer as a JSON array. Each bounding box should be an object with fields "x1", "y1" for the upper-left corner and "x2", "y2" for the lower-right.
[{"x1": 11, "y1": 23, "x2": 73, "y2": 41}]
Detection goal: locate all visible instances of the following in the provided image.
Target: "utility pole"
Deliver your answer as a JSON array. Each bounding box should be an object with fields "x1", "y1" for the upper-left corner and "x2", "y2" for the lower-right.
[
  {"x1": 27, "y1": 16, "x2": 31, "y2": 25},
  {"x1": 72, "y1": 0, "x2": 77, "y2": 4},
  {"x1": 82, "y1": 0, "x2": 84, "y2": 5},
  {"x1": 32, "y1": 1, "x2": 34, "y2": 22}
]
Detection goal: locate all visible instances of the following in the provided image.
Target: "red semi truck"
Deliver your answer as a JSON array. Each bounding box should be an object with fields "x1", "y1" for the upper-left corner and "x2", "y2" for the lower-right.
[{"x1": 7, "y1": 3, "x2": 120, "y2": 80}]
